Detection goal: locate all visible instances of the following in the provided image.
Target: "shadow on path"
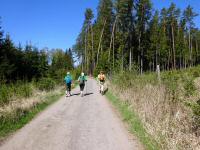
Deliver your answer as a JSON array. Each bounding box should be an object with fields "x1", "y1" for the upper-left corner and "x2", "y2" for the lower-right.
[
  {"x1": 84, "y1": 93, "x2": 94, "y2": 96},
  {"x1": 71, "y1": 93, "x2": 80, "y2": 96}
]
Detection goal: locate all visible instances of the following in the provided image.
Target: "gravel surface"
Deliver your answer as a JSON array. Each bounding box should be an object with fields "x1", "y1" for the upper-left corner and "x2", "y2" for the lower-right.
[{"x1": 0, "y1": 78, "x2": 142, "y2": 150}]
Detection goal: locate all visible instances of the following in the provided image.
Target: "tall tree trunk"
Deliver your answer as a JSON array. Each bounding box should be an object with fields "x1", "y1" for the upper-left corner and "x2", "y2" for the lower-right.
[
  {"x1": 153, "y1": 60, "x2": 155, "y2": 72},
  {"x1": 82, "y1": 54, "x2": 84, "y2": 72},
  {"x1": 129, "y1": 48, "x2": 132, "y2": 71},
  {"x1": 185, "y1": 56, "x2": 187, "y2": 68},
  {"x1": 156, "y1": 46, "x2": 158, "y2": 69},
  {"x1": 171, "y1": 24, "x2": 176, "y2": 69},
  {"x1": 113, "y1": 34, "x2": 115, "y2": 70},
  {"x1": 121, "y1": 45, "x2": 124, "y2": 71},
  {"x1": 96, "y1": 20, "x2": 107, "y2": 67},
  {"x1": 189, "y1": 29, "x2": 191, "y2": 67},
  {"x1": 90, "y1": 25, "x2": 94, "y2": 75},
  {"x1": 167, "y1": 48, "x2": 170, "y2": 70},
  {"x1": 139, "y1": 32, "x2": 143, "y2": 74},
  {"x1": 179, "y1": 52, "x2": 182, "y2": 69},
  {"x1": 84, "y1": 31, "x2": 87, "y2": 71},
  {"x1": 109, "y1": 17, "x2": 117, "y2": 65},
  {"x1": 196, "y1": 39, "x2": 199, "y2": 64},
  {"x1": 191, "y1": 36, "x2": 193, "y2": 66}
]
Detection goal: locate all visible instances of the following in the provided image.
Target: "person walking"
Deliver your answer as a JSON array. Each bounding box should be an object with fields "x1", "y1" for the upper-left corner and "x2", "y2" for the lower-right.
[
  {"x1": 97, "y1": 71, "x2": 106, "y2": 95},
  {"x1": 64, "y1": 72, "x2": 72, "y2": 97},
  {"x1": 78, "y1": 72, "x2": 87, "y2": 97}
]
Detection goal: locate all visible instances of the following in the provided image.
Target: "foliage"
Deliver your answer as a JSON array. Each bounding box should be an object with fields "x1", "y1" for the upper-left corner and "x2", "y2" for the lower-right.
[
  {"x1": 183, "y1": 77, "x2": 196, "y2": 97},
  {"x1": 37, "y1": 78, "x2": 56, "y2": 91},
  {"x1": 0, "y1": 82, "x2": 33, "y2": 106},
  {"x1": 72, "y1": 0, "x2": 200, "y2": 75},
  {"x1": 185, "y1": 100, "x2": 200, "y2": 136}
]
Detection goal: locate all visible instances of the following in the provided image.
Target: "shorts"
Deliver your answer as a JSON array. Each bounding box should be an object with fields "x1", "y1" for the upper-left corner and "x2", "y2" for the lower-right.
[
  {"x1": 79, "y1": 83, "x2": 85, "y2": 91},
  {"x1": 99, "y1": 80, "x2": 105, "y2": 85},
  {"x1": 66, "y1": 83, "x2": 71, "y2": 92}
]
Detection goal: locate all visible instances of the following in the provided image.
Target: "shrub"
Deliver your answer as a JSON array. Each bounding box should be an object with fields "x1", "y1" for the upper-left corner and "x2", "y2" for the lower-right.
[
  {"x1": 18, "y1": 83, "x2": 33, "y2": 98},
  {"x1": 183, "y1": 77, "x2": 196, "y2": 97},
  {"x1": 71, "y1": 68, "x2": 81, "y2": 80},
  {"x1": 0, "y1": 84, "x2": 11, "y2": 105},
  {"x1": 161, "y1": 71, "x2": 180, "y2": 101},
  {"x1": 185, "y1": 100, "x2": 200, "y2": 136},
  {"x1": 0, "y1": 82, "x2": 33, "y2": 106},
  {"x1": 37, "y1": 78, "x2": 55, "y2": 91},
  {"x1": 192, "y1": 70, "x2": 200, "y2": 78}
]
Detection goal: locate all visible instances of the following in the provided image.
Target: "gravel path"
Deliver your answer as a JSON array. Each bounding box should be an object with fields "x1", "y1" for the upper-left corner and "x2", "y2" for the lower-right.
[{"x1": 0, "y1": 78, "x2": 142, "y2": 150}]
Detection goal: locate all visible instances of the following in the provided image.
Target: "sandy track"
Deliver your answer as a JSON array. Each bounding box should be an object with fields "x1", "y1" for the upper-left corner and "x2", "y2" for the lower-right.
[{"x1": 0, "y1": 78, "x2": 142, "y2": 150}]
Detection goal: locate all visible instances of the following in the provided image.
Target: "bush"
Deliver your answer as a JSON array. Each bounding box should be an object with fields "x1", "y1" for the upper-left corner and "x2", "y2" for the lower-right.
[
  {"x1": 192, "y1": 70, "x2": 200, "y2": 78},
  {"x1": 37, "y1": 78, "x2": 55, "y2": 91},
  {"x1": 161, "y1": 71, "x2": 180, "y2": 100},
  {"x1": 0, "y1": 84, "x2": 11, "y2": 105},
  {"x1": 185, "y1": 100, "x2": 200, "y2": 136},
  {"x1": 183, "y1": 77, "x2": 196, "y2": 97},
  {"x1": 71, "y1": 68, "x2": 81, "y2": 80},
  {"x1": 0, "y1": 82, "x2": 33, "y2": 106},
  {"x1": 10, "y1": 81, "x2": 33, "y2": 98}
]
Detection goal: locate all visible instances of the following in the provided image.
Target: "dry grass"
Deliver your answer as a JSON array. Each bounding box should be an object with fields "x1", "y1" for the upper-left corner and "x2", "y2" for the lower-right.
[
  {"x1": 0, "y1": 86, "x2": 63, "y2": 123},
  {"x1": 109, "y1": 77, "x2": 200, "y2": 150}
]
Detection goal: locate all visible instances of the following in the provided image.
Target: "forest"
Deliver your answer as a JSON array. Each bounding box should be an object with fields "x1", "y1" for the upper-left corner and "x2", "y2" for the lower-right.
[
  {"x1": 0, "y1": 1, "x2": 200, "y2": 149},
  {"x1": 73, "y1": 0, "x2": 200, "y2": 75},
  {"x1": 0, "y1": 20, "x2": 74, "y2": 84}
]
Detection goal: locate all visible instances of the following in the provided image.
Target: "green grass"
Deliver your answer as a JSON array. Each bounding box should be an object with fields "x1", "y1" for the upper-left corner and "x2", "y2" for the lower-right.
[
  {"x1": 106, "y1": 91, "x2": 160, "y2": 150},
  {"x1": 0, "y1": 90, "x2": 64, "y2": 139}
]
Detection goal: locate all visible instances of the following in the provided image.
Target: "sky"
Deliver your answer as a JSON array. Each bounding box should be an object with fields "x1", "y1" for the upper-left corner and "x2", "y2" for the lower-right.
[{"x1": 0, "y1": 0, "x2": 200, "y2": 50}]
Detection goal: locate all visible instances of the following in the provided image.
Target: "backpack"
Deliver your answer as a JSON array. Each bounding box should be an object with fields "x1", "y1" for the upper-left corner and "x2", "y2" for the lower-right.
[
  {"x1": 65, "y1": 76, "x2": 72, "y2": 84},
  {"x1": 99, "y1": 74, "x2": 105, "y2": 81},
  {"x1": 79, "y1": 76, "x2": 85, "y2": 84}
]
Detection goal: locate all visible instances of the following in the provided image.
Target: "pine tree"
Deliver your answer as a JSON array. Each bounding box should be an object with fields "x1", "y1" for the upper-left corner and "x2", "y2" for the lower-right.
[
  {"x1": 159, "y1": 8, "x2": 169, "y2": 70},
  {"x1": 148, "y1": 10, "x2": 159, "y2": 71},
  {"x1": 167, "y1": 3, "x2": 180, "y2": 69},
  {"x1": 95, "y1": 0, "x2": 113, "y2": 70},
  {"x1": 0, "y1": 17, "x2": 3, "y2": 44},
  {"x1": 136, "y1": 0, "x2": 152, "y2": 73},
  {"x1": 115, "y1": 0, "x2": 134, "y2": 71},
  {"x1": 183, "y1": 5, "x2": 198, "y2": 67},
  {"x1": 73, "y1": 8, "x2": 94, "y2": 73},
  {"x1": 0, "y1": 34, "x2": 17, "y2": 81}
]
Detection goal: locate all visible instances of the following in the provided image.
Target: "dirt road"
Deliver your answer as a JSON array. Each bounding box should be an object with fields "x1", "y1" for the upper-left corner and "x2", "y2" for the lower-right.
[{"x1": 0, "y1": 78, "x2": 142, "y2": 150}]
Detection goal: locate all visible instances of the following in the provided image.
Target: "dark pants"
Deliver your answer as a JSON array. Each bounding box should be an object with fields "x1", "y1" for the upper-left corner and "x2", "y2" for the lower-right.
[
  {"x1": 79, "y1": 83, "x2": 85, "y2": 91},
  {"x1": 66, "y1": 83, "x2": 71, "y2": 92}
]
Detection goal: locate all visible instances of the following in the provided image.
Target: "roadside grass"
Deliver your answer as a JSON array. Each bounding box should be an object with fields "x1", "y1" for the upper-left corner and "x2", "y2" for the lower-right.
[
  {"x1": 0, "y1": 89, "x2": 64, "y2": 139},
  {"x1": 106, "y1": 91, "x2": 160, "y2": 150},
  {"x1": 108, "y1": 67, "x2": 200, "y2": 149}
]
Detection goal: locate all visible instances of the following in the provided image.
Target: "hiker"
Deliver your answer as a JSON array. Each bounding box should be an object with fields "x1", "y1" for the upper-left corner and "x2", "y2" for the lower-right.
[
  {"x1": 64, "y1": 72, "x2": 72, "y2": 97},
  {"x1": 97, "y1": 71, "x2": 106, "y2": 94},
  {"x1": 78, "y1": 72, "x2": 87, "y2": 97}
]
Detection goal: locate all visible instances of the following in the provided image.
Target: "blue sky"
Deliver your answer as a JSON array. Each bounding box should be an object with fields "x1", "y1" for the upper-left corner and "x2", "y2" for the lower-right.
[{"x1": 1, "y1": 0, "x2": 200, "y2": 50}]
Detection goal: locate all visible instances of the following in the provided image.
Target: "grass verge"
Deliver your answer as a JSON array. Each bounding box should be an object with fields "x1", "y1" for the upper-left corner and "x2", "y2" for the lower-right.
[
  {"x1": 106, "y1": 91, "x2": 160, "y2": 150},
  {"x1": 0, "y1": 89, "x2": 64, "y2": 139}
]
